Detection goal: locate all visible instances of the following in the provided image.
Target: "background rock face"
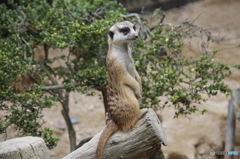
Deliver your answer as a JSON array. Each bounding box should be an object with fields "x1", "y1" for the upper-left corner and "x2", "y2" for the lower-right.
[{"x1": 1, "y1": 0, "x2": 240, "y2": 159}]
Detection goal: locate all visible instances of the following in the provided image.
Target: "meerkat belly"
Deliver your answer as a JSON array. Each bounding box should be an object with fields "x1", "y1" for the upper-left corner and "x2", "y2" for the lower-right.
[
  {"x1": 126, "y1": 60, "x2": 136, "y2": 78},
  {"x1": 107, "y1": 84, "x2": 140, "y2": 131}
]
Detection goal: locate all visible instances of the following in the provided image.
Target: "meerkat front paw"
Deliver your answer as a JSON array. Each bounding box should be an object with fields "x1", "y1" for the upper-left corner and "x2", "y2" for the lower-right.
[
  {"x1": 134, "y1": 84, "x2": 142, "y2": 100},
  {"x1": 140, "y1": 108, "x2": 148, "y2": 113},
  {"x1": 139, "y1": 108, "x2": 148, "y2": 118},
  {"x1": 135, "y1": 92, "x2": 142, "y2": 101}
]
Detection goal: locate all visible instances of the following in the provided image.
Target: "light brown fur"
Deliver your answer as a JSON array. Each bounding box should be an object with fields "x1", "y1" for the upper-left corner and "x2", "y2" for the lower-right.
[{"x1": 95, "y1": 21, "x2": 147, "y2": 159}]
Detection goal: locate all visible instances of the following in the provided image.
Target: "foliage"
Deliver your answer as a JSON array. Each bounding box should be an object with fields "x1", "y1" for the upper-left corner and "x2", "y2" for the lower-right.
[
  {"x1": 0, "y1": 38, "x2": 58, "y2": 148},
  {"x1": 131, "y1": 11, "x2": 232, "y2": 117},
  {"x1": 0, "y1": 0, "x2": 234, "y2": 151},
  {"x1": 0, "y1": 0, "x2": 125, "y2": 150}
]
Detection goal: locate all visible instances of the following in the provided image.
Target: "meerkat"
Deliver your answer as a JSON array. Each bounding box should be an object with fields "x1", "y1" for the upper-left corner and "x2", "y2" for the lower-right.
[{"x1": 95, "y1": 21, "x2": 147, "y2": 159}]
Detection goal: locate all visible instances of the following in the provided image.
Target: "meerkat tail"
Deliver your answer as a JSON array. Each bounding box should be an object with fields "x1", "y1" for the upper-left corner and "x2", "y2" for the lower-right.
[{"x1": 95, "y1": 120, "x2": 118, "y2": 159}]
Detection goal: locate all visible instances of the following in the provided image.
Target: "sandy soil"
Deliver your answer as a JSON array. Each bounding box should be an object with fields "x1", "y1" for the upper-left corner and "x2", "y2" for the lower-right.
[{"x1": 1, "y1": 0, "x2": 240, "y2": 159}]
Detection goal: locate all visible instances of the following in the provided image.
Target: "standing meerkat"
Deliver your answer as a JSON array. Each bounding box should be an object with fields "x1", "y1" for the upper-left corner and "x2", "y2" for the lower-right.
[{"x1": 95, "y1": 21, "x2": 147, "y2": 159}]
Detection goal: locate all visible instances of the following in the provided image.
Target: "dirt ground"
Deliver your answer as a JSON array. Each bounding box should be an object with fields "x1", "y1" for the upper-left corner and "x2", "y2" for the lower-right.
[{"x1": 1, "y1": 0, "x2": 240, "y2": 159}]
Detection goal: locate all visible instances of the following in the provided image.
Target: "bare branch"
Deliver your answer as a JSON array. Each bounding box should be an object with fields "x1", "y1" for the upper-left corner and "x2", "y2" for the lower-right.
[
  {"x1": 121, "y1": 13, "x2": 142, "y2": 25},
  {"x1": 159, "y1": 10, "x2": 165, "y2": 24},
  {"x1": 17, "y1": 10, "x2": 26, "y2": 28},
  {"x1": 46, "y1": 89, "x2": 64, "y2": 104},
  {"x1": 21, "y1": 37, "x2": 33, "y2": 67},
  {"x1": 41, "y1": 83, "x2": 81, "y2": 90},
  {"x1": 82, "y1": 7, "x2": 105, "y2": 22},
  {"x1": 217, "y1": 44, "x2": 240, "y2": 52},
  {"x1": 93, "y1": 7, "x2": 105, "y2": 19},
  {"x1": 76, "y1": 137, "x2": 93, "y2": 149}
]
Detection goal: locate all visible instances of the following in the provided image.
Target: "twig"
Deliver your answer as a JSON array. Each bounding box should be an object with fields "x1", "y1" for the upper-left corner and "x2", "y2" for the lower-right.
[
  {"x1": 93, "y1": 7, "x2": 105, "y2": 19},
  {"x1": 64, "y1": 3, "x2": 78, "y2": 19},
  {"x1": 82, "y1": 7, "x2": 105, "y2": 22},
  {"x1": 121, "y1": 13, "x2": 142, "y2": 25},
  {"x1": 65, "y1": 51, "x2": 76, "y2": 74},
  {"x1": 191, "y1": 11, "x2": 205, "y2": 24},
  {"x1": 46, "y1": 89, "x2": 64, "y2": 105},
  {"x1": 17, "y1": 10, "x2": 26, "y2": 28},
  {"x1": 21, "y1": 37, "x2": 33, "y2": 67},
  {"x1": 158, "y1": 21, "x2": 212, "y2": 43},
  {"x1": 160, "y1": 10, "x2": 165, "y2": 23},
  {"x1": 217, "y1": 44, "x2": 240, "y2": 52}
]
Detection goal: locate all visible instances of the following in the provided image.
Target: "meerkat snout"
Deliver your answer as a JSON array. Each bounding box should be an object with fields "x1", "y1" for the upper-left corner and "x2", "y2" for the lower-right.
[{"x1": 129, "y1": 33, "x2": 138, "y2": 41}]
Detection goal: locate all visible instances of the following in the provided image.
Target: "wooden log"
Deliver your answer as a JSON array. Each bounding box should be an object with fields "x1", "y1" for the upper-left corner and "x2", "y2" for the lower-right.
[
  {"x1": 225, "y1": 89, "x2": 240, "y2": 159},
  {"x1": 225, "y1": 100, "x2": 235, "y2": 159},
  {"x1": 64, "y1": 108, "x2": 167, "y2": 159},
  {"x1": 0, "y1": 136, "x2": 50, "y2": 159}
]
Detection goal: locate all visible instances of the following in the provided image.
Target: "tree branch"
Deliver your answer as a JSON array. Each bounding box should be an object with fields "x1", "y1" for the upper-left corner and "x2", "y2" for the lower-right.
[
  {"x1": 41, "y1": 83, "x2": 81, "y2": 90},
  {"x1": 65, "y1": 51, "x2": 77, "y2": 74},
  {"x1": 39, "y1": 62, "x2": 58, "y2": 85},
  {"x1": 76, "y1": 137, "x2": 93, "y2": 149}
]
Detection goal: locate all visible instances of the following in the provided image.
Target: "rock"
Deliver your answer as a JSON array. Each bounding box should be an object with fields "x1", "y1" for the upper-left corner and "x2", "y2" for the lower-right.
[{"x1": 0, "y1": 136, "x2": 50, "y2": 159}]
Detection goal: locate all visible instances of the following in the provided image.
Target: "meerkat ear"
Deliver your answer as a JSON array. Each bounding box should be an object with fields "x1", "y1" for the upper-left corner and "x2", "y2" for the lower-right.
[{"x1": 109, "y1": 31, "x2": 114, "y2": 39}]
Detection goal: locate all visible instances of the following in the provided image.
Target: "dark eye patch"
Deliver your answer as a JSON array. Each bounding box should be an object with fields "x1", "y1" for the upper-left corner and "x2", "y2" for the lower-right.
[
  {"x1": 133, "y1": 26, "x2": 136, "y2": 31},
  {"x1": 109, "y1": 31, "x2": 114, "y2": 39},
  {"x1": 119, "y1": 27, "x2": 130, "y2": 34}
]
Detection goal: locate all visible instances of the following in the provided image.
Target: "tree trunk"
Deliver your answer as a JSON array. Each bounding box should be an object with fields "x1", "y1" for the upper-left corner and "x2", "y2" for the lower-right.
[
  {"x1": 63, "y1": 108, "x2": 167, "y2": 159},
  {"x1": 62, "y1": 90, "x2": 77, "y2": 152}
]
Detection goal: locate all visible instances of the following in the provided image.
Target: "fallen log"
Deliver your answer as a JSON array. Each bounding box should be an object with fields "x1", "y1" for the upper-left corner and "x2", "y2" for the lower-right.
[
  {"x1": 0, "y1": 136, "x2": 50, "y2": 159},
  {"x1": 64, "y1": 108, "x2": 167, "y2": 159}
]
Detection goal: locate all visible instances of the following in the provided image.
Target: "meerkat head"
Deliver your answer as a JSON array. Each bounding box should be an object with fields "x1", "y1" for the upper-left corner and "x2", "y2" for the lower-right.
[{"x1": 108, "y1": 21, "x2": 138, "y2": 44}]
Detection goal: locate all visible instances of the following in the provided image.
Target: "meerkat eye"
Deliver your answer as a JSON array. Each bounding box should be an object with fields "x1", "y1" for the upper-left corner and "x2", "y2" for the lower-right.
[
  {"x1": 133, "y1": 26, "x2": 136, "y2": 31},
  {"x1": 119, "y1": 27, "x2": 130, "y2": 33}
]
